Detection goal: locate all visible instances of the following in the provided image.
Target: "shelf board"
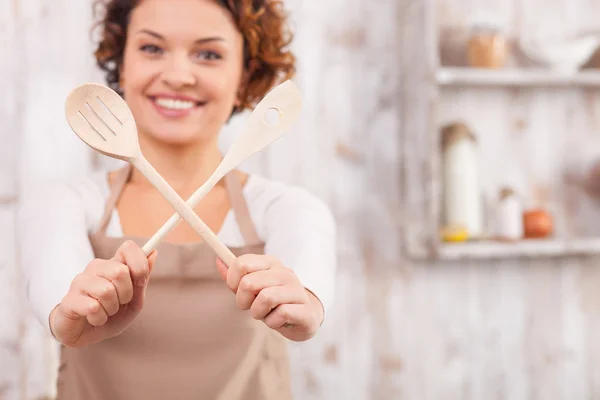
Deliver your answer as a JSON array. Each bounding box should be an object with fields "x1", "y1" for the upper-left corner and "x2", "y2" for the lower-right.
[
  {"x1": 436, "y1": 67, "x2": 600, "y2": 87},
  {"x1": 438, "y1": 237, "x2": 600, "y2": 261}
]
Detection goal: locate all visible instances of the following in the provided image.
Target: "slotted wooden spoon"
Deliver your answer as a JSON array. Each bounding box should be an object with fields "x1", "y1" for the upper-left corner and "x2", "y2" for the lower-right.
[
  {"x1": 143, "y1": 80, "x2": 303, "y2": 253},
  {"x1": 65, "y1": 83, "x2": 240, "y2": 264}
]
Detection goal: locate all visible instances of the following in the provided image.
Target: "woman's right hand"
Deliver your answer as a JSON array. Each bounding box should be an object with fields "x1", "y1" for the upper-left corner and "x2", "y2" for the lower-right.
[{"x1": 49, "y1": 240, "x2": 157, "y2": 347}]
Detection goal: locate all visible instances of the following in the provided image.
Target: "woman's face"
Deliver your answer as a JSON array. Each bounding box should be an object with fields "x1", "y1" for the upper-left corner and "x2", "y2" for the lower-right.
[{"x1": 121, "y1": 0, "x2": 245, "y2": 146}]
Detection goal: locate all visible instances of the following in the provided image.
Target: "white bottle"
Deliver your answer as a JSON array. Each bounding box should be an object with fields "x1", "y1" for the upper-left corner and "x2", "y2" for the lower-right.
[
  {"x1": 441, "y1": 122, "x2": 483, "y2": 238},
  {"x1": 495, "y1": 187, "x2": 523, "y2": 240}
]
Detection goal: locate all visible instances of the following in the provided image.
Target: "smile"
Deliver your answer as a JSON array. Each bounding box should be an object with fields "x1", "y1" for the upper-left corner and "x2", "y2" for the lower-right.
[
  {"x1": 154, "y1": 97, "x2": 196, "y2": 110},
  {"x1": 149, "y1": 96, "x2": 206, "y2": 118}
]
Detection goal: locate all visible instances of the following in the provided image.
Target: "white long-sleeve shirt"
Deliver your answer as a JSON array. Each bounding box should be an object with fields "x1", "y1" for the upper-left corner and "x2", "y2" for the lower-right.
[{"x1": 16, "y1": 171, "x2": 337, "y2": 336}]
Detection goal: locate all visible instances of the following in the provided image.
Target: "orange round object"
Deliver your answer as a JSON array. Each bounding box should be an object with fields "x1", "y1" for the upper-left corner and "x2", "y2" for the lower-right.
[{"x1": 523, "y1": 209, "x2": 553, "y2": 238}]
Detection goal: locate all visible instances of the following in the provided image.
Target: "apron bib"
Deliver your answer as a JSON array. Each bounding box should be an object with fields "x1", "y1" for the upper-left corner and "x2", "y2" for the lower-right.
[{"x1": 55, "y1": 166, "x2": 293, "y2": 400}]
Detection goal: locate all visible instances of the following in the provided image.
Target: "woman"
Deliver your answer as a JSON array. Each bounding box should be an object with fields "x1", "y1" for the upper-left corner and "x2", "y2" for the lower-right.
[{"x1": 17, "y1": 0, "x2": 336, "y2": 399}]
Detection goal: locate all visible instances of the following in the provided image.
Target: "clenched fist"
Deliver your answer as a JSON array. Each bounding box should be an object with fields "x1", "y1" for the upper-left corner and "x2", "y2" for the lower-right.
[
  {"x1": 50, "y1": 240, "x2": 157, "y2": 347},
  {"x1": 216, "y1": 254, "x2": 324, "y2": 342}
]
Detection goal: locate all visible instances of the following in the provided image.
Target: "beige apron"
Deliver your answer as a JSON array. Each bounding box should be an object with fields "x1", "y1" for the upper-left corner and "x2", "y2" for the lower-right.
[{"x1": 55, "y1": 166, "x2": 293, "y2": 400}]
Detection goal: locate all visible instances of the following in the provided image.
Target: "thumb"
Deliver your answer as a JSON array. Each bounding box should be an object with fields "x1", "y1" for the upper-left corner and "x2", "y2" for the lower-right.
[
  {"x1": 147, "y1": 249, "x2": 158, "y2": 273},
  {"x1": 216, "y1": 257, "x2": 228, "y2": 282},
  {"x1": 129, "y1": 249, "x2": 158, "y2": 312}
]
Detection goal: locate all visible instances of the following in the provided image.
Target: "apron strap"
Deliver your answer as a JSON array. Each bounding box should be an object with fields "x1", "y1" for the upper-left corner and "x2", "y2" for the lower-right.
[
  {"x1": 224, "y1": 172, "x2": 261, "y2": 246},
  {"x1": 96, "y1": 164, "x2": 132, "y2": 235}
]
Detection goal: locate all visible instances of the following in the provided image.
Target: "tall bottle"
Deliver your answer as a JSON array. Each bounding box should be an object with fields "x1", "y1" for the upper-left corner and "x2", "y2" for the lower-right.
[{"x1": 441, "y1": 122, "x2": 483, "y2": 239}]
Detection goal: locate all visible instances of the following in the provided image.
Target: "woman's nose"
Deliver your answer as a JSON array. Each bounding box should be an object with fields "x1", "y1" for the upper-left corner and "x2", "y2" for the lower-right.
[{"x1": 161, "y1": 54, "x2": 197, "y2": 88}]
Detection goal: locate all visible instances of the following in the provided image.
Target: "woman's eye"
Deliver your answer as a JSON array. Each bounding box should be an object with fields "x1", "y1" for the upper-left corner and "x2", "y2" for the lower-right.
[
  {"x1": 140, "y1": 44, "x2": 163, "y2": 55},
  {"x1": 195, "y1": 50, "x2": 222, "y2": 61}
]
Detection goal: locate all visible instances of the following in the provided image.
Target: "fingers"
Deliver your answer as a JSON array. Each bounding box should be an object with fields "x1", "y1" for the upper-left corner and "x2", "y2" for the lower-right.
[
  {"x1": 216, "y1": 258, "x2": 228, "y2": 282},
  {"x1": 113, "y1": 240, "x2": 150, "y2": 288},
  {"x1": 225, "y1": 254, "x2": 282, "y2": 293},
  {"x1": 147, "y1": 249, "x2": 158, "y2": 272},
  {"x1": 94, "y1": 260, "x2": 133, "y2": 305},
  {"x1": 128, "y1": 249, "x2": 158, "y2": 313},
  {"x1": 60, "y1": 286, "x2": 109, "y2": 327},
  {"x1": 263, "y1": 304, "x2": 310, "y2": 331},
  {"x1": 83, "y1": 240, "x2": 147, "y2": 309},
  {"x1": 83, "y1": 297, "x2": 110, "y2": 327},
  {"x1": 236, "y1": 269, "x2": 295, "y2": 310},
  {"x1": 217, "y1": 254, "x2": 323, "y2": 340},
  {"x1": 248, "y1": 286, "x2": 307, "y2": 321},
  {"x1": 75, "y1": 273, "x2": 120, "y2": 317},
  {"x1": 70, "y1": 241, "x2": 155, "y2": 325}
]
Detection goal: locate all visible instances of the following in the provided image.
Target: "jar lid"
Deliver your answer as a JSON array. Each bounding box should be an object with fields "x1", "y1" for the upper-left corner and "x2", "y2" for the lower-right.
[
  {"x1": 498, "y1": 187, "x2": 516, "y2": 200},
  {"x1": 468, "y1": 10, "x2": 504, "y2": 34},
  {"x1": 441, "y1": 121, "x2": 476, "y2": 149}
]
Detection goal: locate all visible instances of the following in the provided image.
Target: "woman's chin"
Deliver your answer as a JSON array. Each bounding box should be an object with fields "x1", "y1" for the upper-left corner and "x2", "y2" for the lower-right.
[{"x1": 144, "y1": 130, "x2": 210, "y2": 147}]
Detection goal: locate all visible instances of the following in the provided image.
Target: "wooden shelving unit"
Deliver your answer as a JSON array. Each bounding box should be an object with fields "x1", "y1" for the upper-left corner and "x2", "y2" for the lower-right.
[{"x1": 399, "y1": 2, "x2": 600, "y2": 261}]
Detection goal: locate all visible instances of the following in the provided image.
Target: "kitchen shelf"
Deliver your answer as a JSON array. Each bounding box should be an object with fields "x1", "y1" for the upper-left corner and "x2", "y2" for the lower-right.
[
  {"x1": 438, "y1": 237, "x2": 600, "y2": 261},
  {"x1": 399, "y1": 6, "x2": 600, "y2": 262},
  {"x1": 436, "y1": 67, "x2": 600, "y2": 87}
]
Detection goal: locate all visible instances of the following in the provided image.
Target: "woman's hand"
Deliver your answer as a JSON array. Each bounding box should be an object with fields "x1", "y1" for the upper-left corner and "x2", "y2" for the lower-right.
[
  {"x1": 216, "y1": 255, "x2": 324, "y2": 341},
  {"x1": 50, "y1": 240, "x2": 157, "y2": 347}
]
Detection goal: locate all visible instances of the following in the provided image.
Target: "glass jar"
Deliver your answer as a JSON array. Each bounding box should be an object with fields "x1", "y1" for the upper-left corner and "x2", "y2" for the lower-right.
[
  {"x1": 495, "y1": 187, "x2": 523, "y2": 240},
  {"x1": 467, "y1": 25, "x2": 507, "y2": 68}
]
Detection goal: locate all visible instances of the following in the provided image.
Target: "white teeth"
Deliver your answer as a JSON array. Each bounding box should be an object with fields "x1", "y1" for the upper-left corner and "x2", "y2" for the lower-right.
[{"x1": 155, "y1": 98, "x2": 195, "y2": 110}]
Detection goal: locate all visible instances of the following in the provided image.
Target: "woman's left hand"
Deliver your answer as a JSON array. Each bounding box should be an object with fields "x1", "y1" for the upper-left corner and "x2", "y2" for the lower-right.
[{"x1": 216, "y1": 254, "x2": 324, "y2": 341}]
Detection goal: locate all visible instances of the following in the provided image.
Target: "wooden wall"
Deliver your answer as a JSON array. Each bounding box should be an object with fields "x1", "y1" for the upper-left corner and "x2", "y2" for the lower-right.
[{"x1": 4, "y1": 0, "x2": 600, "y2": 399}]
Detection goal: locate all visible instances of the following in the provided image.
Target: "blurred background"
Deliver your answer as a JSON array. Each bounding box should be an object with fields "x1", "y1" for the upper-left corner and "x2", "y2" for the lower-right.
[{"x1": 5, "y1": 0, "x2": 600, "y2": 399}]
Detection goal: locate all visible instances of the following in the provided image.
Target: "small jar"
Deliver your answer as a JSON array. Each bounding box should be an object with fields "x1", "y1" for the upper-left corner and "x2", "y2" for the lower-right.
[
  {"x1": 523, "y1": 208, "x2": 553, "y2": 239},
  {"x1": 495, "y1": 187, "x2": 523, "y2": 240},
  {"x1": 467, "y1": 22, "x2": 507, "y2": 68}
]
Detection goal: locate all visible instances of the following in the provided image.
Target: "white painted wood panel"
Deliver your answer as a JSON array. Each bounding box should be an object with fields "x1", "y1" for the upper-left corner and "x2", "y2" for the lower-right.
[
  {"x1": 0, "y1": 0, "x2": 20, "y2": 200},
  {"x1": 1, "y1": 1, "x2": 23, "y2": 399},
  {"x1": 17, "y1": 0, "x2": 101, "y2": 184},
  {"x1": 0, "y1": 206, "x2": 21, "y2": 400}
]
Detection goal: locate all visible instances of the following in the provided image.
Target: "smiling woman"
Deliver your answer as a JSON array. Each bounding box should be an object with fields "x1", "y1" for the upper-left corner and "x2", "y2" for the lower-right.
[
  {"x1": 16, "y1": 0, "x2": 336, "y2": 399},
  {"x1": 92, "y1": 0, "x2": 295, "y2": 146},
  {"x1": 93, "y1": 0, "x2": 296, "y2": 115}
]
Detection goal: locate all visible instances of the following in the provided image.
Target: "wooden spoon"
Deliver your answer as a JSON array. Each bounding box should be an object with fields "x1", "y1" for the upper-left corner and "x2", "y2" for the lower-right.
[
  {"x1": 143, "y1": 80, "x2": 303, "y2": 253},
  {"x1": 64, "y1": 83, "x2": 237, "y2": 265}
]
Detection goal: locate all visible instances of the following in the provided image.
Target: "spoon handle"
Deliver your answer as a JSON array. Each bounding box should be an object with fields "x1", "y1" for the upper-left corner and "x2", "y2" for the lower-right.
[
  {"x1": 142, "y1": 165, "x2": 226, "y2": 255},
  {"x1": 132, "y1": 157, "x2": 236, "y2": 267},
  {"x1": 141, "y1": 81, "x2": 302, "y2": 256}
]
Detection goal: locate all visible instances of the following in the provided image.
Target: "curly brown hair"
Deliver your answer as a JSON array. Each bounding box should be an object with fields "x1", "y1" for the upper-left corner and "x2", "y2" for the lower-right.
[{"x1": 91, "y1": 0, "x2": 296, "y2": 115}]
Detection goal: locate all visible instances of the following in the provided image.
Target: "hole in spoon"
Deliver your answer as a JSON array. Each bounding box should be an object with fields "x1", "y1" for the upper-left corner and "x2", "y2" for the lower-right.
[
  {"x1": 264, "y1": 108, "x2": 280, "y2": 126},
  {"x1": 78, "y1": 110, "x2": 107, "y2": 142},
  {"x1": 85, "y1": 102, "x2": 116, "y2": 136},
  {"x1": 96, "y1": 96, "x2": 124, "y2": 126}
]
